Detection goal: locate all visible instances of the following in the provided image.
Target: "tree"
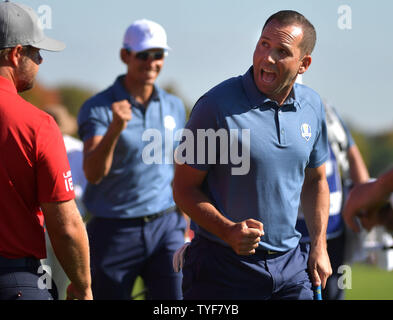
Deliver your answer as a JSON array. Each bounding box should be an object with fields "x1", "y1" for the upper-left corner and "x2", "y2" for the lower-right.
[
  {"x1": 162, "y1": 82, "x2": 192, "y2": 120},
  {"x1": 57, "y1": 85, "x2": 95, "y2": 118}
]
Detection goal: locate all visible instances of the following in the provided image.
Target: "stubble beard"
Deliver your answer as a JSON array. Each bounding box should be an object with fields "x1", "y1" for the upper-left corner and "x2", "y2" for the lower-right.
[{"x1": 15, "y1": 57, "x2": 36, "y2": 93}]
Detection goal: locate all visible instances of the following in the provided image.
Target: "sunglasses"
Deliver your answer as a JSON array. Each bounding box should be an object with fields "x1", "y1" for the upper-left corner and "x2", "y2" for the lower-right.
[
  {"x1": 134, "y1": 50, "x2": 166, "y2": 61},
  {"x1": 23, "y1": 46, "x2": 43, "y2": 65}
]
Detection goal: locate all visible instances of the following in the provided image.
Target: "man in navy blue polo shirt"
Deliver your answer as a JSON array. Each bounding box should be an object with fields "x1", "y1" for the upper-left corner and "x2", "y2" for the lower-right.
[
  {"x1": 173, "y1": 10, "x2": 332, "y2": 300},
  {"x1": 78, "y1": 19, "x2": 186, "y2": 300}
]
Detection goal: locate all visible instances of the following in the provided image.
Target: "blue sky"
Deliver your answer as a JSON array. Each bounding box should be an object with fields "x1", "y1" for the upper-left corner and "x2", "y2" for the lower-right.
[{"x1": 22, "y1": 0, "x2": 393, "y2": 134}]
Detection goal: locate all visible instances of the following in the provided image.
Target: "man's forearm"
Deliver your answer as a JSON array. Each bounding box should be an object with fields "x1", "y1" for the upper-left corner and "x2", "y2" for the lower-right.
[
  {"x1": 42, "y1": 201, "x2": 92, "y2": 296},
  {"x1": 173, "y1": 184, "x2": 234, "y2": 243},
  {"x1": 83, "y1": 123, "x2": 122, "y2": 184},
  {"x1": 83, "y1": 100, "x2": 132, "y2": 184},
  {"x1": 301, "y1": 175, "x2": 330, "y2": 247},
  {"x1": 50, "y1": 217, "x2": 91, "y2": 292},
  {"x1": 173, "y1": 164, "x2": 263, "y2": 255},
  {"x1": 343, "y1": 169, "x2": 393, "y2": 232},
  {"x1": 300, "y1": 168, "x2": 332, "y2": 288}
]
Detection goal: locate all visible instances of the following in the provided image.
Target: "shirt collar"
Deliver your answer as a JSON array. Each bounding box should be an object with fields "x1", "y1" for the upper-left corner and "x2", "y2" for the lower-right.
[
  {"x1": 112, "y1": 75, "x2": 161, "y2": 106},
  {"x1": 0, "y1": 76, "x2": 17, "y2": 94},
  {"x1": 242, "y1": 66, "x2": 300, "y2": 110},
  {"x1": 285, "y1": 85, "x2": 301, "y2": 109}
]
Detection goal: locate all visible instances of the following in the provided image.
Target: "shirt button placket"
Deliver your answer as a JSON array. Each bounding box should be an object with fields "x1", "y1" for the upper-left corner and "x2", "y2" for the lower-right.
[
  {"x1": 277, "y1": 110, "x2": 284, "y2": 145},
  {"x1": 279, "y1": 111, "x2": 286, "y2": 145}
]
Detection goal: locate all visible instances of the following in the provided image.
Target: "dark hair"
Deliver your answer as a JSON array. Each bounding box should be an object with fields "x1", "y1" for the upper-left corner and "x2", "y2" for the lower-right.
[{"x1": 263, "y1": 10, "x2": 317, "y2": 55}]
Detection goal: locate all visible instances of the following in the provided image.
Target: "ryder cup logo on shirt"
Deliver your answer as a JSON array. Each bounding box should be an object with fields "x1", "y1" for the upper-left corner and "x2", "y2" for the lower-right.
[
  {"x1": 164, "y1": 115, "x2": 176, "y2": 130},
  {"x1": 301, "y1": 123, "x2": 312, "y2": 141},
  {"x1": 63, "y1": 170, "x2": 74, "y2": 192}
]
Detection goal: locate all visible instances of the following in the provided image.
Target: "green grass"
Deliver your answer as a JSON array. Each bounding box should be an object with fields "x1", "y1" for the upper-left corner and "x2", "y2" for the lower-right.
[{"x1": 345, "y1": 263, "x2": 393, "y2": 300}]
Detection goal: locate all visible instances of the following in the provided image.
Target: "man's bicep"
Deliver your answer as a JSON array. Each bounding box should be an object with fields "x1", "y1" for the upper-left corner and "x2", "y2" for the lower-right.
[
  {"x1": 301, "y1": 164, "x2": 328, "y2": 207},
  {"x1": 304, "y1": 164, "x2": 327, "y2": 184},
  {"x1": 41, "y1": 200, "x2": 81, "y2": 228},
  {"x1": 173, "y1": 163, "x2": 208, "y2": 190}
]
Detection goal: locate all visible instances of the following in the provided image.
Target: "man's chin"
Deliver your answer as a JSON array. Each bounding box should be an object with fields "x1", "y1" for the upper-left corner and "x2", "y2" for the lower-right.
[{"x1": 256, "y1": 85, "x2": 279, "y2": 101}]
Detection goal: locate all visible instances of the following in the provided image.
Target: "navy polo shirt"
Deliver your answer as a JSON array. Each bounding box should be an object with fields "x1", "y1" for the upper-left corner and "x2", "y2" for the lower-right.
[
  {"x1": 181, "y1": 67, "x2": 328, "y2": 252},
  {"x1": 78, "y1": 75, "x2": 186, "y2": 218}
]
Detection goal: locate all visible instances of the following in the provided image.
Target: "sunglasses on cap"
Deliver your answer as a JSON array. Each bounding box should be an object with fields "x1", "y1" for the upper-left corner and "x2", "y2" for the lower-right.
[{"x1": 134, "y1": 50, "x2": 166, "y2": 61}]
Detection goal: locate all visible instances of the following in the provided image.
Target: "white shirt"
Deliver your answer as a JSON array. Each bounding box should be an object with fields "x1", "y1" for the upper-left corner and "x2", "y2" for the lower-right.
[{"x1": 63, "y1": 134, "x2": 87, "y2": 217}]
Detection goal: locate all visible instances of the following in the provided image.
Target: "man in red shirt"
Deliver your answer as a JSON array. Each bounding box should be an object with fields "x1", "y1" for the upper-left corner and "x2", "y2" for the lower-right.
[{"x1": 0, "y1": 1, "x2": 92, "y2": 300}]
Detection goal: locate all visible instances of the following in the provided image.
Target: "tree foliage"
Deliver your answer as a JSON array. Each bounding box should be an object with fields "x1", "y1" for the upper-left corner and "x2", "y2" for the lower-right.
[
  {"x1": 57, "y1": 85, "x2": 95, "y2": 118},
  {"x1": 350, "y1": 128, "x2": 393, "y2": 178}
]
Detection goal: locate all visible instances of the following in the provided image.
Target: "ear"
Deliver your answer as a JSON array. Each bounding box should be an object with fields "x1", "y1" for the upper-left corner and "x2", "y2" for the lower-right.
[
  {"x1": 298, "y1": 54, "x2": 312, "y2": 74},
  {"x1": 8, "y1": 45, "x2": 24, "y2": 67},
  {"x1": 120, "y1": 48, "x2": 130, "y2": 64}
]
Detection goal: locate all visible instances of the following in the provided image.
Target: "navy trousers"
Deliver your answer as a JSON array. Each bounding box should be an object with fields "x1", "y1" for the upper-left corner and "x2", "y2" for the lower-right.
[
  {"x1": 0, "y1": 257, "x2": 56, "y2": 300},
  {"x1": 182, "y1": 235, "x2": 313, "y2": 300},
  {"x1": 87, "y1": 210, "x2": 186, "y2": 300}
]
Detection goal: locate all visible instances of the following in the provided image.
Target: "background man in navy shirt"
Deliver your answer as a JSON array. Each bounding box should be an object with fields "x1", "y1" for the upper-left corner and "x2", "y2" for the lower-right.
[
  {"x1": 173, "y1": 10, "x2": 332, "y2": 300},
  {"x1": 78, "y1": 19, "x2": 186, "y2": 300}
]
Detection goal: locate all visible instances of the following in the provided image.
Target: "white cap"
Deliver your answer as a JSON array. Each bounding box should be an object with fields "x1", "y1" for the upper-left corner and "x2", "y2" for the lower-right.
[{"x1": 123, "y1": 19, "x2": 170, "y2": 53}]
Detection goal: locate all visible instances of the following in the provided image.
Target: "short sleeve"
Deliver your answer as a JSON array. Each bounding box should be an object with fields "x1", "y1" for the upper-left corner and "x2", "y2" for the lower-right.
[
  {"x1": 77, "y1": 100, "x2": 110, "y2": 142},
  {"x1": 36, "y1": 116, "x2": 75, "y2": 203},
  {"x1": 307, "y1": 100, "x2": 329, "y2": 168}
]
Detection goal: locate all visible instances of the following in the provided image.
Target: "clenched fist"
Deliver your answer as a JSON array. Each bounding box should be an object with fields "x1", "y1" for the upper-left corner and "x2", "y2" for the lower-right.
[
  {"x1": 225, "y1": 219, "x2": 264, "y2": 255},
  {"x1": 111, "y1": 100, "x2": 132, "y2": 132}
]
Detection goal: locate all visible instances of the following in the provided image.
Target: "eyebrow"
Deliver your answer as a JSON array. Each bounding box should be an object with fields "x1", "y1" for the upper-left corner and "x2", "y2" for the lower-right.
[
  {"x1": 261, "y1": 36, "x2": 291, "y2": 49},
  {"x1": 263, "y1": 33, "x2": 295, "y2": 49}
]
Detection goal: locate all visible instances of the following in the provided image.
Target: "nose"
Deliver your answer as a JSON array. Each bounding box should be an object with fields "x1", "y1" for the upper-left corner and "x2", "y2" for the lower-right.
[{"x1": 265, "y1": 49, "x2": 276, "y2": 65}]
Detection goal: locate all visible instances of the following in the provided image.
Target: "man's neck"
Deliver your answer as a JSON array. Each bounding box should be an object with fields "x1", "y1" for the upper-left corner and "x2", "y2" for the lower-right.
[
  {"x1": 270, "y1": 84, "x2": 295, "y2": 106},
  {"x1": 0, "y1": 68, "x2": 16, "y2": 88},
  {"x1": 123, "y1": 75, "x2": 154, "y2": 107}
]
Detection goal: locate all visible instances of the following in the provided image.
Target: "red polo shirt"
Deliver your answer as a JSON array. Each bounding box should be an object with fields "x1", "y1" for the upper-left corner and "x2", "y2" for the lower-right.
[{"x1": 0, "y1": 76, "x2": 75, "y2": 259}]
